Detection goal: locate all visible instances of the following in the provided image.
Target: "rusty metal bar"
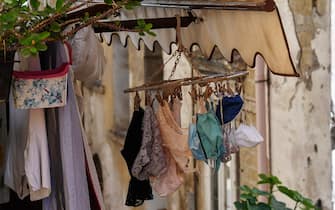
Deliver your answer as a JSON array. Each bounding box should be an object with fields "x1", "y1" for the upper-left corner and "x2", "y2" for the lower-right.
[{"x1": 140, "y1": 0, "x2": 275, "y2": 11}]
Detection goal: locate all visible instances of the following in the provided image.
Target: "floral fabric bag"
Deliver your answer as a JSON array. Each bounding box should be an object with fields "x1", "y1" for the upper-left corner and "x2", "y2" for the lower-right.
[{"x1": 12, "y1": 43, "x2": 71, "y2": 109}]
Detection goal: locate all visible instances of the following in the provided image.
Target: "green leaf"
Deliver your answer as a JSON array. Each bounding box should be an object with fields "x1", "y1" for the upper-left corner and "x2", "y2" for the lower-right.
[
  {"x1": 35, "y1": 42, "x2": 48, "y2": 51},
  {"x1": 301, "y1": 198, "x2": 315, "y2": 209},
  {"x1": 270, "y1": 197, "x2": 291, "y2": 210},
  {"x1": 137, "y1": 19, "x2": 146, "y2": 27},
  {"x1": 124, "y1": 0, "x2": 141, "y2": 10},
  {"x1": 257, "y1": 174, "x2": 282, "y2": 185},
  {"x1": 277, "y1": 186, "x2": 294, "y2": 199},
  {"x1": 240, "y1": 193, "x2": 257, "y2": 204},
  {"x1": 277, "y1": 186, "x2": 304, "y2": 203},
  {"x1": 146, "y1": 31, "x2": 156, "y2": 36},
  {"x1": 21, "y1": 47, "x2": 31, "y2": 57},
  {"x1": 30, "y1": 0, "x2": 40, "y2": 10},
  {"x1": 234, "y1": 201, "x2": 247, "y2": 210},
  {"x1": 240, "y1": 185, "x2": 252, "y2": 193},
  {"x1": 104, "y1": 0, "x2": 113, "y2": 5},
  {"x1": 144, "y1": 23, "x2": 153, "y2": 30},
  {"x1": 36, "y1": 31, "x2": 50, "y2": 40},
  {"x1": 29, "y1": 47, "x2": 38, "y2": 54},
  {"x1": 56, "y1": 0, "x2": 64, "y2": 11},
  {"x1": 50, "y1": 22, "x2": 61, "y2": 32},
  {"x1": 255, "y1": 203, "x2": 272, "y2": 210},
  {"x1": 251, "y1": 188, "x2": 271, "y2": 196},
  {"x1": 44, "y1": 4, "x2": 56, "y2": 13},
  {"x1": 19, "y1": 35, "x2": 35, "y2": 46},
  {"x1": 259, "y1": 174, "x2": 268, "y2": 180}
]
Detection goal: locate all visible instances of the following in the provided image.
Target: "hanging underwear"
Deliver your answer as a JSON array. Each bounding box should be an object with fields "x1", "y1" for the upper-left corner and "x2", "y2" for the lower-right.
[
  {"x1": 156, "y1": 101, "x2": 193, "y2": 173},
  {"x1": 132, "y1": 106, "x2": 168, "y2": 181},
  {"x1": 150, "y1": 149, "x2": 183, "y2": 197},
  {"x1": 121, "y1": 107, "x2": 153, "y2": 206}
]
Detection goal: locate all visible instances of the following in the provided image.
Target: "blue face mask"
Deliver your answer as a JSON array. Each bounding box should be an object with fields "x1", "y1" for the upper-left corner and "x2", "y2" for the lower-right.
[
  {"x1": 196, "y1": 102, "x2": 225, "y2": 171},
  {"x1": 188, "y1": 123, "x2": 206, "y2": 161},
  {"x1": 216, "y1": 95, "x2": 244, "y2": 124}
]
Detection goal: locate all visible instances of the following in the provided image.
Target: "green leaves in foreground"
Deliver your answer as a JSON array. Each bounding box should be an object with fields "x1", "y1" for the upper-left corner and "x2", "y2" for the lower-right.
[
  {"x1": 1, "y1": 0, "x2": 153, "y2": 56},
  {"x1": 135, "y1": 19, "x2": 156, "y2": 36},
  {"x1": 19, "y1": 32, "x2": 50, "y2": 57},
  {"x1": 234, "y1": 174, "x2": 317, "y2": 210}
]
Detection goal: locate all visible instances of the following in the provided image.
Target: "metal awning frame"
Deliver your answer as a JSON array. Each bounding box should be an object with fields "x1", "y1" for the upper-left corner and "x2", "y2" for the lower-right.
[{"x1": 140, "y1": 0, "x2": 275, "y2": 11}]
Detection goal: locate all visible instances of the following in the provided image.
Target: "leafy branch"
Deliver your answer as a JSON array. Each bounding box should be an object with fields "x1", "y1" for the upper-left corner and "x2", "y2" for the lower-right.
[
  {"x1": 0, "y1": 0, "x2": 154, "y2": 57},
  {"x1": 235, "y1": 174, "x2": 317, "y2": 210}
]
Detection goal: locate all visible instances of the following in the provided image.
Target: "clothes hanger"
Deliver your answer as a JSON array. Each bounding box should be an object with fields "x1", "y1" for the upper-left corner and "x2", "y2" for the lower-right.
[{"x1": 123, "y1": 14, "x2": 249, "y2": 94}]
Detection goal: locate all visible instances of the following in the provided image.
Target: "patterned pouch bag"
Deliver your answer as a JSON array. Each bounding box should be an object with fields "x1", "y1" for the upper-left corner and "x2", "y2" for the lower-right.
[{"x1": 12, "y1": 43, "x2": 71, "y2": 109}]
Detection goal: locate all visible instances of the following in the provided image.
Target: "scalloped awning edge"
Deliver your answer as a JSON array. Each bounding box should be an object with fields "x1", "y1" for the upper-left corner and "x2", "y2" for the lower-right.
[{"x1": 100, "y1": 6, "x2": 299, "y2": 76}]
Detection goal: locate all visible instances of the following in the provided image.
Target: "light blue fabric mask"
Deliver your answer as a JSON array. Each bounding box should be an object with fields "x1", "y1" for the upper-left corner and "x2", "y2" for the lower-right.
[{"x1": 188, "y1": 123, "x2": 206, "y2": 161}]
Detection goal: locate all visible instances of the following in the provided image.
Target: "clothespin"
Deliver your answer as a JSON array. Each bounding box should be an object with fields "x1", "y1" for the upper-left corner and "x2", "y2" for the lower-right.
[
  {"x1": 174, "y1": 86, "x2": 183, "y2": 101},
  {"x1": 203, "y1": 85, "x2": 213, "y2": 100},
  {"x1": 134, "y1": 91, "x2": 141, "y2": 111},
  {"x1": 155, "y1": 92, "x2": 164, "y2": 106},
  {"x1": 188, "y1": 86, "x2": 198, "y2": 105},
  {"x1": 227, "y1": 82, "x2": 234, "y2": 96}
]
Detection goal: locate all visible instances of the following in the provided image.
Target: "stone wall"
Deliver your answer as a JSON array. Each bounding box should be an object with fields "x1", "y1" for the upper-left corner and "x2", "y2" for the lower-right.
[{"x1": 270, "y1": 0, "x2": 331, "y2": 209}]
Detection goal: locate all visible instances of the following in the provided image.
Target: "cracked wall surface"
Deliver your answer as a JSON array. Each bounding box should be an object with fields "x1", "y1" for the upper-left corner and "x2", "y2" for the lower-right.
[{"x1": 271, "y1": 0, "x2": 331, "y2": 209}]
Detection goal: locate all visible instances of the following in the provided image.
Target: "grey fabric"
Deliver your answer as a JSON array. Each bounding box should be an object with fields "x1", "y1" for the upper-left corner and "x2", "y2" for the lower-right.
[
  {"x1": 43, "y1": 109, "x2": 65, "y2": 210},
  {"x1": 43, "y1": 42, "x2": 90, "y2": 210},
  {"x1": 58, "y1": 74, "x2": 91, "y2": 210},
  {"x1": 42, "y1": 41, "x2": 66, "y2": 210}
]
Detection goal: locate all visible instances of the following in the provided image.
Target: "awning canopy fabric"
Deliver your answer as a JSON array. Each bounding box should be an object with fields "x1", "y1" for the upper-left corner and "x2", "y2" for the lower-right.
[{"x1": 99, "y1": 4, "x2": 298, "y2": 76}]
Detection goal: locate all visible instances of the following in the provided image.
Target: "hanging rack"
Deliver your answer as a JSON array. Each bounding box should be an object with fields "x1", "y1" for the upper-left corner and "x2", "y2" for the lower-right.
[
  {"x1": 124, "y1": 70, "x2": 249, "y2": 93},
  {"x1": 124, "y1": 14, "x2": 248, "y2": 94}
]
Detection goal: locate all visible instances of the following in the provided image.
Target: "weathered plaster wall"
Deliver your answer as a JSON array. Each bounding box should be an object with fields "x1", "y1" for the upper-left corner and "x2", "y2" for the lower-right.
[
  {"x1": 239, "y1": 67, "x2": 258, "y2": 188},
  {"x1": 271, "y1": 0, "x2": 331, "y2": 209},
  {"x1": 83, "y1": 40, "x2": 139, "y2": 210}
]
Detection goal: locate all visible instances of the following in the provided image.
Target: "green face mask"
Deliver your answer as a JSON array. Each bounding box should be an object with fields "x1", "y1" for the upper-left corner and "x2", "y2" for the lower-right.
[{"x1": 196, "y1": 101, "x2": 225, "y2": 170}]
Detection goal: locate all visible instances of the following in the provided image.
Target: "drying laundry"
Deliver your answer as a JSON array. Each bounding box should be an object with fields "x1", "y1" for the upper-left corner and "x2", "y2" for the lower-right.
[
  {"x1": 121, "y1": 107, "x2": 153, "y2": 207},
  {"x1": 132, "y1": 105, "x2": 167, "y2": 181}
]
